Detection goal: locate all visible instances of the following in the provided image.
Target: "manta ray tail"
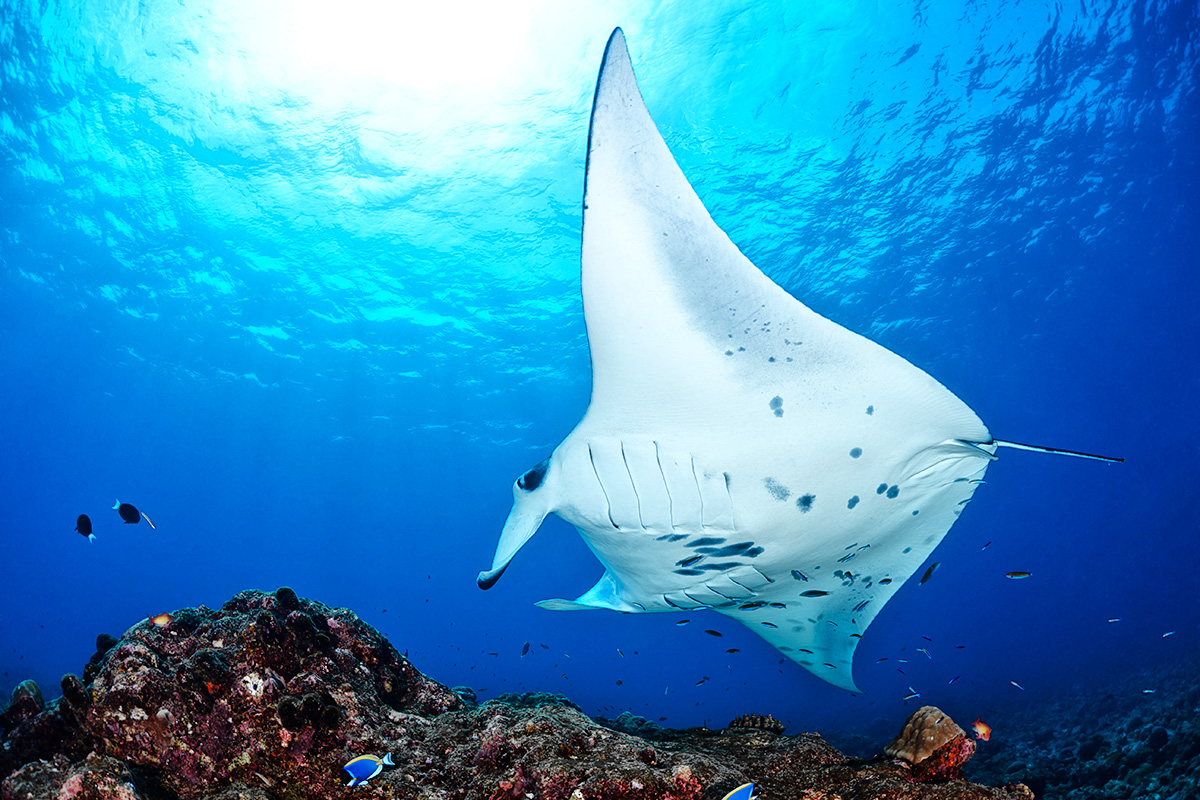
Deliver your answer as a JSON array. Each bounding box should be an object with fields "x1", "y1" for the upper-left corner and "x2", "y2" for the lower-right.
[{"x1": 993, "y1": 440, "x2": 1124, "y2": 463}]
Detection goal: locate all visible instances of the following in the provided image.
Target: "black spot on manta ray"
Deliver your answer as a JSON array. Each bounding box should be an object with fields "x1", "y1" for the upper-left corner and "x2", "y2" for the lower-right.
[
  {"x1": 886, "y1": 485, "x2": 900, "y2": 499},
  {"x1": 866, "y1": 405, "x2": 874, "y2": 415},
  {"x1": 703, "y1": 542, "x2": 763, "y2": 558},
  {"x1": 876, "y1": 483, "x2": 888, "y2": 495},
  {"x1": 693, "y1": 561, "x2": 746, "y2": 572},
  {"x1": 849, "y1": 447, "x2": 862, "y2": 458},
  {"x1": 912, "y1": 509, "x2": 919, "y2": 515},
  {"x1": 725, "y1": 350, "x2": 734, "y2": 356},
  {"x1": 763, "y1": 478, "x2": 790, "y2": 501},
  {"x1": 768, "y1": 356, "x2": 775, "y2": 362},
  {"x1": 847, "y1": 495, "x2": 860, "y2": 509},
  {"x1": 769, "y1": 396, "x2": 783, "y2": 417},
  {"x1": 796, "y1": 494, "x2": 815, "y2": 512},
  {"x1": 688, "y1": 537, "x2": 727, "y2": 547},
  {"x1": 673, "y1": 569, "x2": 703, "y2": 576}
]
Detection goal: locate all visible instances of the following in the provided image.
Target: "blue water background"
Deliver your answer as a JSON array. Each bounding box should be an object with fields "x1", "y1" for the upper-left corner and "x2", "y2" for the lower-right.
[{"x1": 2, "y1": 0, "x2": 1196, "y2": 749}]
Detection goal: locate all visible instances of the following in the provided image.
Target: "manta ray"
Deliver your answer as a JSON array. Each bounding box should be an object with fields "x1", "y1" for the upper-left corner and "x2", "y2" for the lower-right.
[{"x1": 478, "y1": 28, "x2": 1119, "y2": 691}]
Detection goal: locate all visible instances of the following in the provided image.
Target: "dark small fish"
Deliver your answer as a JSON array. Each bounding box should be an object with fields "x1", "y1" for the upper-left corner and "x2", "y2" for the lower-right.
[
  {"x1": 850, "y1": 633, "x2": 862, "y2": 639},
  {"x1": 1005, "y1": 571, "x2": 1032, "y2": 580},
  {"x1": 921, "y1": 636, "x2": 933, "y2": 642},
  {"x1": 75, "y1": 514, "x2": 94, "y2": 542},
  {"x1": 955, "y1": 645, "x2": 966, "y2": 649},
  {"x1": 768, "y1": 602, "x2": 786, "y2": 608},
  {"x1": 760, "y1": 621, "x2": 778, "y2": 628},
  {"x1": 113, "y1": 499, "x2": 140, "y2": 524},
  {"x1": 878, "y1": 578, "x2": 893, "y2": 585},
  {"x1": 797, "y1": 648, "x2": 813, "y2": 654},
  {"x1": 676, "y1": 619, "x2": 690, "y2": 626},
  {"x1": 695, "y1": 676, "x2": 709, "y2": 685},
  {"x1": 895, "y1": 667, "x2": 905, "y2": 674},
  {"x1": 852, "y1": 599, "x2": 869, "y2": 612},
  {"x1": 677, "y1": 554, "x2": 703, "y2": 567},
  {"x1": 791, "y1": 569, "x2": 809, "y2": 582},
  {"x1": 919, "y1": 562, "x2": 940, "y2": 585},
  {"x1": 739, "y1": 601, "x2": 765, "y2": 610},
  {"x1": 876, "y1": 657, "x2": 888, "y2": 663},
  {"x1": 725, "y1": 648, "x2": 740, "y2": 653},
  {"x1": 836, "y1": 553, "x2": 856, "y2": 563},
  {"x1": 521, "y1": 642, "x2": 530, "y2": 657},
  {"x1": 982, "y1": 541, "x2": 992, "y2": 550},
  {"x1": 704, "y1": 629, "x2": 723, "y2": 637},
  {"x1": 1010, "y1": 680, "x2": 1025, "y2": 690},
  {"x1": 800, "y1": 590, "x2": 829, "y2": 598},
  {"x1": 948, "y1": 675, "x2": 960, "y2": 685},
  {"x1": 617, "y1": 648, "x2": 625, "y2": 657}
]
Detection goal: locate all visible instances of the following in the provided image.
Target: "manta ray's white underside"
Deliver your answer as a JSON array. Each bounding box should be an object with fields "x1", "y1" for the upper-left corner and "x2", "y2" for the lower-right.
[{"x1": 477, "y1": 29, "x2": 1055, "y2": 692}]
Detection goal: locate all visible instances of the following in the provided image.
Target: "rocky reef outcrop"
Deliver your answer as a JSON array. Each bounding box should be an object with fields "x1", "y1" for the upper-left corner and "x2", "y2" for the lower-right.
[{"x1": 2, "y1": 588, "x2": 1037, "y2": 800}]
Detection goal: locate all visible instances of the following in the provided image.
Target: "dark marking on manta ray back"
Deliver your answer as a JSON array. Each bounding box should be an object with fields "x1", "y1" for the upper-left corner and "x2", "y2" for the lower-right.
[
  {"x1": 763, "y1": 478, "x2": 790, "y2": 501},
  {"x1": 876, "y1": 483, "x2": 888, "y2": 495},
  {"x1": 796, "y1": 494, "x2": 815, "y2": 512},
  {"x1": 725, "y1": 350, "x2": 734, "y2": 356},
  {"x1": 689, "y1": 537, "x2": 727, "y2": 547},
  {"x1": 866, "y1": 405, "x2": 875, "y2": 415},
  {"x1": 847, "y1": 495, "x2": 860, "y2": 509},
  {"x1": 673, "y1": 568, "x2": 703, "y2": 576},
  {"x1": 768, "y1": 356, "x2": 775, "y2": 362},
  {"x1": 769, "y1": 396, "x2": 783, "y2": 417},
  {"x1": 886, "y1": 485, "x2": 900, "y2": 499},
  {"x1": 849, "y1": 447, "x2": 862, "y2": 458}
]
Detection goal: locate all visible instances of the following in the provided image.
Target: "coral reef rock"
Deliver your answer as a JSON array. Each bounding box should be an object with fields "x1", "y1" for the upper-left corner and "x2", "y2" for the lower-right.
[
  {"x1": 885, "y1": 705, "x2": 976, "y2": 783},
  {"x1": 3, "y1": 589, "x2": 1036, "y2": 800},
  {"x1": 727, "y1": 713, "x2": 786, "y2": 735}
]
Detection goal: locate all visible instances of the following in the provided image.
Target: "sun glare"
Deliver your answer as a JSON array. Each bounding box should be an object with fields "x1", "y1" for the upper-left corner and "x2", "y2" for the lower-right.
[{"x1": 209, "y1": 0, "x2": 628, "y2": 105}]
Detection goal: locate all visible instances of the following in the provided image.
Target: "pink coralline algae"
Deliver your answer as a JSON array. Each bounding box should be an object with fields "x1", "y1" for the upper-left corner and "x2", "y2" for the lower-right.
[{"x1": 2, "y1": 588, "x2": 1035, "y2": 800}]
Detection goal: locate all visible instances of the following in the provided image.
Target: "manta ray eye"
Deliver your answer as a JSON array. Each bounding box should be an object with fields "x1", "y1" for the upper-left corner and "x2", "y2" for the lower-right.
[{"x1": 517, "y1": 458, "x2": 550, "y2": 492}]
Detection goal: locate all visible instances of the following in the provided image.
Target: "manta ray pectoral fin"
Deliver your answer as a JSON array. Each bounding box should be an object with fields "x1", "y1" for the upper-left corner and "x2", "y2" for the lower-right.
[
  {"x1": 478, "y1": 473, "x2": 553, "y2": 590},
  {"x1": 536, "y1": 571, "x2": 639, "y2": 612}
]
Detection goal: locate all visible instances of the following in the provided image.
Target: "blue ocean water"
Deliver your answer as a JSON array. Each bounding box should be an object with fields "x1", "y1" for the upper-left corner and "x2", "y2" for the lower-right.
[{"x1": 1, "y1": 0, "x2": 1196, "y2": 754}]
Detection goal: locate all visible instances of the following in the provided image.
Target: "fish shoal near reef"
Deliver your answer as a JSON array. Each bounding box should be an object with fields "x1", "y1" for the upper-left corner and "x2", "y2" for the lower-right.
[{"x1": 0, "y1": 588, "x2": 1038, "y2": 800}]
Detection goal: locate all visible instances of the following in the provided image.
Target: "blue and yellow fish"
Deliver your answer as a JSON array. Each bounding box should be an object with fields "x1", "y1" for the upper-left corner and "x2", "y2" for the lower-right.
[
  {"x1": 342, "y1": 753, "x2": 394, "y2": 787},
  {"x1": 722, "y1": 783, "x2": 755, "y2": 800}
]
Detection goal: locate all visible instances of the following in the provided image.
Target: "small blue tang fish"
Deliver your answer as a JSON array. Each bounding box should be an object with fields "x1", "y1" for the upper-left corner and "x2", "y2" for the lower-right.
[
  {"x1": 722, "y1": 783, "x2": 755, "y2": 800},
  {"x1": 343, "y1": 753, "x2": 394, "y2": 787}
]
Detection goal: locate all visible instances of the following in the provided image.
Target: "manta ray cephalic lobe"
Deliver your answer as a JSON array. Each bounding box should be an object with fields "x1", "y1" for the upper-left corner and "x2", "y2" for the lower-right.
[{"x1": 478, "y1": 28, "x2": 1121, "y2": 692}]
